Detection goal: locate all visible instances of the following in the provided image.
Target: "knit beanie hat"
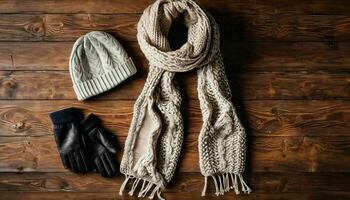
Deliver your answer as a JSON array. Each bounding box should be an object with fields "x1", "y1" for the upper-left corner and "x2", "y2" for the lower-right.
[{"x1": 69, "y1": 31, "x2": 137, "y2": 100}]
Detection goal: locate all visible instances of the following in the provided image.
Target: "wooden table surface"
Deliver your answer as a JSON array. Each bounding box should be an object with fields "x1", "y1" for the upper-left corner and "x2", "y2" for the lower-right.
[{"x1": 1, "y1": 0, "x2": 350, "y2": 199}]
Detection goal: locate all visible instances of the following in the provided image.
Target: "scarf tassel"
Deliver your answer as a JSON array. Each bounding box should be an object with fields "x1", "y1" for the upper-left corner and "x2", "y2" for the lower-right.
[
  {"x1": 119, "y1": 176, "x2": 165, "y2": 200},
  {"x1": 201, "y1": 173, "x2": 251, "y2": 196}
]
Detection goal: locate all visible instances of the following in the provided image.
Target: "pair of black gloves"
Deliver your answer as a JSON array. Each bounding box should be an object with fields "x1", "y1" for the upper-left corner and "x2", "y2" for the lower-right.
[{"x1": 50, "y1": 107, "x2": 118, "y2": 177}]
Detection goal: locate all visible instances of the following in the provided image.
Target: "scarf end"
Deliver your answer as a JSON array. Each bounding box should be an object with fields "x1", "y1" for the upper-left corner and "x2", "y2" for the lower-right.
[
  {"x1": 119, "y1": 175, "x2": 165, "y2": 200},
  {"x1": 201, "y1": 173, "x2": 251, "y2": 196}
]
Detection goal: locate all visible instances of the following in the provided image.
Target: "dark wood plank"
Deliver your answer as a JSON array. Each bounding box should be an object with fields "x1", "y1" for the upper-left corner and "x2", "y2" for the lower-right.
[
  {"x1": 0, "y1": 100, "x2": 349, "y2": 138},
  {"x1": 1, "y1": 172, "x2": 350, "y2": 193},
  {"x1": 2, "y1": 42, "x2": 350, "y2": 71},
  {"x1": 0, "y1": 100, "x2": 136, "y2": 137},
  {"x1": 3, "y1": 191, "x2": 350, "y2": 200},
  {"x1": 1, "y1": 71, "x2": 349, "y2": 100},
  {"x1": 216, "y1": 14, "x2": 350, "y2": 42},
  {"x1": 0, "y1": 42, "x2": 71, "y2": 70},
  {"x1": 1, "y1": 97, "x2": 342, "y2": 173},
  {"x1": 0, "y1": 192, "x2": 120, "y2": 200},
  {"x1": 0, "y1": 14, "x2": 350, "y2": 42},
  {"x1": 0, "y1": 1, "x2": 348, "y2": 199},
  {"x1": 1, "y1": 134, "x2": 350, "y2": 173},
  {"x1": 0, "y1": 101, "x2": 350, "y2": 171},
  {"x1": 0, "y1": 71, "x2": 144, "y2": 100},
  {"x1": 222, "y1": 41, "x2": 350, "y2": 72},
  {"x1": 0, "y1": 0, "x2": 153, "y2": 14},
  {"x1": 0, "y1": 14, "x2": 138, "y2": 42},
  {"x1": 1, "y1": 0, "x2": 350, "y2": 15},
  {"x1": 0, "y1": 42, "x2": 144, "y2": 71}
]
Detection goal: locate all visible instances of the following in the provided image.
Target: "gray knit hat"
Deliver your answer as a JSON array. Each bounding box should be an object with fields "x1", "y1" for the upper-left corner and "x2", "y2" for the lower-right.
[{"x1": 69, "y1": 31, "x2": 137, "y2": 100}]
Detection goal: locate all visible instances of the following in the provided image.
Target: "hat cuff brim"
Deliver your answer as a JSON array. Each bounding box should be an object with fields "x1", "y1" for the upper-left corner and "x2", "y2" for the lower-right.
[{"x1": 73, "y1": 58, "x2": 137, "y2": 101}]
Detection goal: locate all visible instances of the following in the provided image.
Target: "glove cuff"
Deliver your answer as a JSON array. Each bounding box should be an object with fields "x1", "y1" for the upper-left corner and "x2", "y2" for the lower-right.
[
  {"x1": 50, "y1": 107, "x2": 84, "y2": 124},
  {"x1": 82, "y1": 114, "x2": 102, "y2": 132}
]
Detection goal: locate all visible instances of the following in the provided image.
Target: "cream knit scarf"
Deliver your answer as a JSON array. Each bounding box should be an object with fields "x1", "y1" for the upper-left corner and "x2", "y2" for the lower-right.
[{"x1": 119, "y1": 0, "x2": 250, "y2": 199}]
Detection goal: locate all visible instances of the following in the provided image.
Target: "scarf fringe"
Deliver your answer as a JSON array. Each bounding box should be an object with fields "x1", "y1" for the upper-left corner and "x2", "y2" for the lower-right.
[
  {"x1": 201, "y1": 173, "x2": 251, "y2": 196},
  {"x1": 119, "y1": 175, "x2": 165, "y2": 200}
]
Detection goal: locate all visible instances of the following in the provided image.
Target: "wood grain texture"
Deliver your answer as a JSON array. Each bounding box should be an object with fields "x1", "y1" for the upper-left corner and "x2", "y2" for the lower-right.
[
  {"x1": 0, "y1": 14, "x2": 350, "y2": 42},
  {"x1": 0, "y1": 14, "x2": 138, "y2": 41},
  {"x1": 2, "y1": 42, "x2": 350, "y2": 72},
  {"x1": 0, "y1": 0, "x2": 350, "y2": 15},
  {"x1": 0, "y1": 100, "x2": 349, "y2": 173},
  {"x1": 2, "y1": 191, "x2": 350, "y2": 200},
  {"x1": 0, "y1": 42, "x2": 143, "y2": 71},
  {"x1": 2, "y1": 134, "x2": 350, "y2": 173},
  {"x1": 0, "y1": 100, "x2": 349, "y2": 138},
  {"x1": 1, "y1": 172, "x2": 350, "y2": 193},
  {"x1": 1, "y1": 71, "x2": 349, "y2": 100},
  {"x1": 0, "y1": 0, "x2": 349, "y2": 199}
]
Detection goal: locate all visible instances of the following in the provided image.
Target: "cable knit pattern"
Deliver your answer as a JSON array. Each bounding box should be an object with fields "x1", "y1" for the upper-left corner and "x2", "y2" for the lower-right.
[
  {"x1": 119, "y1": 0, "x2": 250, "y2": 199},
  {"x1": 69, "y1": 31, "x2": 137, "y2": 101}
]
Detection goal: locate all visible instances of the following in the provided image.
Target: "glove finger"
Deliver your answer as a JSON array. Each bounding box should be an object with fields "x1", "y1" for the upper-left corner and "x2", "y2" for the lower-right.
[
  {"x1": 68, "y1": 153, "x2": 78, "y2": 173},
  {"x1": 79, "y1": 149, "x2": 89, "y2": 172},
  {"x1": 104, "y1": 140, "x2": 117, "y2": 154},
  {"x1": 74, "y1": 151, "x2": 86, "y2": 173},
  {"x1": 97, "y1": 130, "x2": 117, "y2": 154},
  {"x1": 60, "y1": 154, "x2": 71, "y2": 169},
  {"x1": 100, "y1": 155, "x2": 114, "y2": 177},
  {"x1": 104, "y1": 153, "x2": 117, "y2": 174},
  {"x1": 95, "y1": 157, "x2": 107, "y2": 177}
]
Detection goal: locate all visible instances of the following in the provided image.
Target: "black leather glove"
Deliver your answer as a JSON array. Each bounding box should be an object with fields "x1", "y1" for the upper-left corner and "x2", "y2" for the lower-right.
[
  {"x1": 82, "y1": 114, "x2": 118, "y2": 177},
  {"x1": 50, "y1": 107, "x2": 90, "y2": 173}
]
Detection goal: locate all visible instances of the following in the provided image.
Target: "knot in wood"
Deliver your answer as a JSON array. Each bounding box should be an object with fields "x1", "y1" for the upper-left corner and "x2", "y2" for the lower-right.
[
  {"x1": 24, "y1": 16, "x2": 46, "y2": 37},
  {"x1": 13, "y1": 121, "x2": 25, "y2": 130},
  {"x1": 3, "y1": 80, "x2": 16, "y2": 88}
]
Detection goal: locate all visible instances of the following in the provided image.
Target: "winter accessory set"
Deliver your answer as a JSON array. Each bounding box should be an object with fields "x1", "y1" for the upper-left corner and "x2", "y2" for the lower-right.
[{"x1": 49, "y1": 0, "x2": 250, "y2": 199}]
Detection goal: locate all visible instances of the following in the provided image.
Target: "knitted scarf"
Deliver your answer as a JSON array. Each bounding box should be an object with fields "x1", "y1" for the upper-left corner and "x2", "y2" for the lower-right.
[{"x1": 119, "y1": 0, "x2": 250, "y2": 199}]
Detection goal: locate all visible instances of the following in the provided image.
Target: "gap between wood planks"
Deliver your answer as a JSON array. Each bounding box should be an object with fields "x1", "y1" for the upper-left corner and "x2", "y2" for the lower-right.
[
  {"x1": 0, "y1": 0, "x2": 350, "y2": 15},
  {"x1": 0, "y1": 13, "x2": 350, "y2": 42},
  {"x1": 1, "y1": 172, "x2": 350, "y2": 193}
]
